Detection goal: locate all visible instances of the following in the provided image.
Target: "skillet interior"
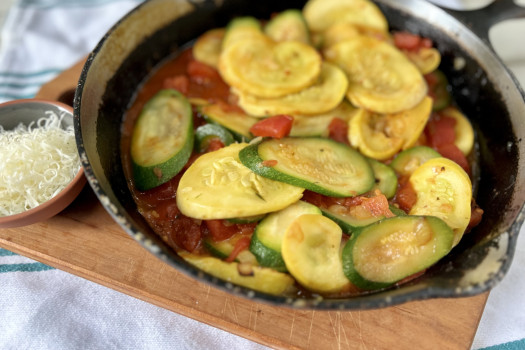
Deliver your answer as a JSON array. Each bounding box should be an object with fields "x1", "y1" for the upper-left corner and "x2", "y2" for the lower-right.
[{"x1": 74, "y1": 0, "x2": 525, "y2": 309}]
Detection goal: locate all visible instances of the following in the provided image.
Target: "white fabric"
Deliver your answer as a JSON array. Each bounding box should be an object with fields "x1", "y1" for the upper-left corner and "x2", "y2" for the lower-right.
[{"x1": 0, "y1": 1, "x2": 524, "y2": 349}]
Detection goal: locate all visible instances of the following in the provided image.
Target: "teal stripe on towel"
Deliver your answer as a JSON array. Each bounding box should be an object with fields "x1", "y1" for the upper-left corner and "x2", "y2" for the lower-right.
[
  {"x1": 0, "y1": 68, "x2": 62, "y2": 78},
  {"x1": 480, "y1": 338, "x2": 525, "y2": 350},
  {"x1": 0, "y1": 248, "x2": 17, "y2": 256},
  {"x1": 0, "y1": 263, "x2": 55, "y2": 273}
]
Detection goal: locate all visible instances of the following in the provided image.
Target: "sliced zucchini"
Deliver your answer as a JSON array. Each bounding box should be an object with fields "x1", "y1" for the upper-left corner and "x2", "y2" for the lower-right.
[
  {"x1": 390, "y1": 146, "x2": 441, "y2": 177},
  {"x1": 250, "y1": 200, "x2": 321, "y2": 271},
  {"x1": 322, "y1": 22, "x2": 361, "y2": 49},
  {"x1": 408, "y1": 157, "x2": 472, "y2": 246},
  {"x1": 179, "y1": 252, "x2": 296, "y2": 296},
  {"x1": 368, "y1": 159, "x2": 397, "y2": 199},
  {"x1": 405, "y1": 47, "x2": 441, "y2": 75},
  {"x1": 226, "y1": 214, "x2": 266, "y2": 224},
  {"x1": 199, "y1": 103, "x2": 258, "y2": 141},
  {"x1": 325, "y1": 36, "x2": 427, "y2": 114},
  {"x1": 219, "y1": 37, "x2": 322, "y2": 98},
  {"x1": 389, "y1": 205, "x2": 407, "y2": 216},
  {"x1": 320, "y1": 204, "x2": 384, "y2": 235},
  {"x1": 193, "y1": 28, "x2": 225, "y2": 68},
  {"x1": 195, "y1": 123, "x2": 235, "y2": 152},
  {"x1": 342, "y1": 215, "x2": 454, "y2": 290},
  {"x1": 264, "y1": 9, "x2": 310, "y2": 44},
  {"x1": 131, "y1": 89, "x2": 193, "y2": 191},
  {"x1": 234, "y1": 62, "x2": 348, "y2": 116},
  {"x1": 239, "y1": 137, "x2": 375, "y2": 197},
  {"x1": 290, "y1": 101, "x2": 357, "y2": 137},
  {"x1": 222, "y1": 17, "x2": 263, "y2": 50},
  {"x1": 204, "y1": 238, "x2": 234, "y2": 259},
  {"x1": 177, "y1": 143, "x2": 304, "y2": 219},
  {"x1": 303, "y1": 0, "x2": 388, "y2": 33},
  {"x1": 427, "y1": 70, "x2": 451, "y2": 111},
  {"x1": 282, "y1": 214, "x2": 351, "y2": 293},
  {"x1": 442, "y1": 107, "x2": 474, "y2": 155},
  {"x1": 348, "y1": 96, "x2": 432, "y2": 160}
]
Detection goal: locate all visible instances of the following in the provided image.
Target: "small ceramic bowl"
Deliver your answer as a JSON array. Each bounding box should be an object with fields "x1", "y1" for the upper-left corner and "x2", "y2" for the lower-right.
[{"x1": 0, "y1": 99, "x2": 86, "y2": 228}]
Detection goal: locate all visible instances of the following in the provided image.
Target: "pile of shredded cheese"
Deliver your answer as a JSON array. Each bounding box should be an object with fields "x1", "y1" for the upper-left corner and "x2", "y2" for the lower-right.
[{"x1": 0, "y1": 111, "x2": 80, "y2": 217}]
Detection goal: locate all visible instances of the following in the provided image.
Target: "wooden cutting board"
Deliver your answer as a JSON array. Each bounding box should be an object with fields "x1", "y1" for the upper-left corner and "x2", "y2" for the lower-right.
[{"x1": 0, "y1": 59, "x2": 489, "y2": 350}]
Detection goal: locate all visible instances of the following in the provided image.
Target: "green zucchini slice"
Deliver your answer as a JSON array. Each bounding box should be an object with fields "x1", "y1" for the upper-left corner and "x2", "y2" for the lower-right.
[
  {"x1": 390, "y1": 146, "x2": 441, "y2": 177},
  {"x1": 199, "y1": 103, "x2": 258, "y2": 141},
  {"x1": 131, "y1": 89, "x2": 193, "y2": 191},
  {"x1": 264, "y1": 9, "x2": 310, "y2": 44},
  {"x1": 342, "y1": 215, "x2": 454, "y2": 290},
  {"x1": 222, "y1": 16, "x2": 263, "y2": 50},
  {"x1": 320, "y1": 205, "x2": 385, "y2": 235},
  {"x1": 368, "y1": 159, "x2": 397, "y2": 199},
  {"x1": 177, "y1": 143, "x2": 304, "y2": 220},
  {"x1": 249, "y1": 200, "x2": 321, "y2": 272},
  {"x1": 194, "y1": 123, "x2": 235, "y2": 152},
  {"x1": 282, "y1": 214, "x2": 351, "y2": 293},
  {"x1": 239, "y1": 137, "x2": 375, "y2": 197}
]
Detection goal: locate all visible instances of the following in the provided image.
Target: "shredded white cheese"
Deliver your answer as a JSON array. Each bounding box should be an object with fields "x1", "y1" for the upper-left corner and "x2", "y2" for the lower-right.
[{"x1": 0, "y1": 111, "x2": 80, "y2": 217}]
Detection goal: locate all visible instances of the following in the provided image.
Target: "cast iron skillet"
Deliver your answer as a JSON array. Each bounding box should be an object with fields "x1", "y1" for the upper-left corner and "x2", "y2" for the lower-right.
[{"x1": 74, "y1": 0, "x2": 525, "y2": 309}]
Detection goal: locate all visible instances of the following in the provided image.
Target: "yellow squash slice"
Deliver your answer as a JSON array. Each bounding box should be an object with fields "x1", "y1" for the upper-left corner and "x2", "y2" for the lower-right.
[
  {"x1": 442, "y1": 106, "x2": 475, "y2": 155},
  {"x1": 409, "y1": 157, "x2": 472, "y2": 246},
  {"x1": 290, "y1": 101, "x2": 358, "y2": 137},
  {"x1": 193, "y1": 28, "x2": 225, "y2": 68},
  {"x1": 349, "y1": 96, "x2": 432, "y2": 160},
  {"x1": 177, "y1": 143, "x2": 304, "y2": 219},
  {"x1": 179, "y1": 252, "x2": 296, "y2": 296},
  {"x1": 405, "y1": 47, "x2": 441, "y2": 75},
  {"x1": 325, "y1": 35, "x2": 427, "y2": 114},
  {"x1": 282, "y1": 214, "x2": 352, "y2": 293},
  {"x1": 234, "y1": 62, "x2": 348, "y2": 116},
  {"x1": 322, "y1": 22, "x2": 390, "y2": 49},
  {"x1": 219, "y1": 37, "x2": 322, "y2": 98},
  {"x1": 303, "y1": 0, "x2": 388, "y2": 33}
]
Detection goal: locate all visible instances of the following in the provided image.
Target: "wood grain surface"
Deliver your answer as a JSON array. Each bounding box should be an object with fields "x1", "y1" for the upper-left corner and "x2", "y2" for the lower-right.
[{"x1": 0, "y1": 59, "x2": 489, "y2": 349}]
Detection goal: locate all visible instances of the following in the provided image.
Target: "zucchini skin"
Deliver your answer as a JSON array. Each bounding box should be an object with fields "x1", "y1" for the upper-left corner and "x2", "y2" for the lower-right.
[
  {"x1": 249, "y1": 230, "x2": 287, "y2": 272},
  {"x1": 239, "y1": 138, "x2": 374, "y2": 197}
]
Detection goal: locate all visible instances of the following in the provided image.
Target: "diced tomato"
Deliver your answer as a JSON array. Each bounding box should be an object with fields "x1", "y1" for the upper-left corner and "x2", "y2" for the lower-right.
[
  {"x1": 436, "y1": 143, "x2": 470, "y2": 174},
  {"x1": 163, "y1": 75, "x2": 190, "y2": 94},
  {"x1": 328, "y1": 117, "x2": 350, "y2": 145},
  {"x1": 187, "y1": 60, "x2": 221, "y2": 84},
  {"x1": 425, "y1": 114, "x2": 457, "y2": 148},
  {"x1": 204, "y1": 138, "x2": 225, "y2": 152},
  {"x1": 169, "y1": 216, "x2": 203, "y2": 252},
  {"x1": 205, "y1": 220, "x2": 239, "y2": 242},
  {"x1": 396, "y1": 180, "x2": 418, "y2": 212},
  {"x1": 216, "y1": 99, "x2": 247, "y2": 114},
  {"x1": 250, "y1": 115, "x2": 294, "y2": 139},
  {"x1": 225, "y1": 236, "x2": 251, "y2": 263},
  {"x1": 393, "y1": 31, "x2": 433, "y2": 51},
  {"x1": 467, "y1": 201, "x2": 484, "y2": 231},
  {"x1": 360, "y1": 191, "x2": 395, "y2": 218}
]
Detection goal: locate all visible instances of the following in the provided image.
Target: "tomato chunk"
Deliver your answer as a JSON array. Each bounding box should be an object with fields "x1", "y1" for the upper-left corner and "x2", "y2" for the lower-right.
[
  {"x1": 205, "y1": 220, "x2": 239, "y2": 242},
  {"x1": 393, "y1": 31, "x2": 434, "y2": 51},
  {"x1": 436, "y1": 143, "x2": 470, "y2": 174},
  {"x1": 250, "y1": 115, "x2": 294, "y2": 139},
  {"x1": 328, "y1": 117, "x2": 350, "y2": 145},
  {"x1": 163, "y1": 75, "x2": 190, "y2": 94},
  {"x1": 426, "y1": 114, "x2": 456, "y2": 148},
  {"x1": 187, "y1": 60, "x2": 221, "y2": 84},
  {"x1": 225, "y1": 236, "x2": 251, "y2": 263}
]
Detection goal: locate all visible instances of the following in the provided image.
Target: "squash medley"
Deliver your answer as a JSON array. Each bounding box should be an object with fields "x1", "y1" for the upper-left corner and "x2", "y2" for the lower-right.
[{"x1": 127, "y1": 0, "x2": 483, "y2": 298}]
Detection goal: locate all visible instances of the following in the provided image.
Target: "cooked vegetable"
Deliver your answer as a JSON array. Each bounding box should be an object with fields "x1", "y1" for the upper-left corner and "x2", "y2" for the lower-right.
[
  {"x1": 249, "y1": 115, "x2": 294, "y2": 139},
  {"x1": 325, "y1": 35, "x2": 427, "y2": 114},
  {"x1": 282, "y1": 214, "x2": 351, "y2": 293},
  {"x1": 320, "y1": 205, "x2": 386, "y2": 235},
  {"x1": 368, "y1": 159, "x2": 397, "y2": 199},
  {"x1": 177, "y1": 143, "x2": 304, "y2": 219},
  {"x1": 180, "y1": 252, "x2": 296, "y2": 295},
  {"x1": 290, "y1": 101, "x2": 357, "y2": 137},
  {"x1": 193, "y1": 28, "x2": 225, "y2": 68},
  {"x1": 199, "y1": 103, "x2": 258, "y2": 140},
  {"x1": 239, "y1": 137, "x2": 375, "y2": 197},
  {"x1": 348, "y1": 96, "x2": 432, "y2": 160},
  {"x1": 342, "y1": 215, "x2": 454, "y2": 290},
  {"x1": 234, "y1": 62, "x2": 348, "y2": 116},
  {"x1": 408, "y1": 157, "x2": 472, "y2": 246},
  {"x1": 390, "y1": 146, "x2": 441, "y2": 177},
  {"x1": 131, "y1": 89, "x2": 193, "y2": 190},
  {"x1": 222, "y1": 16, "x2": 263, "y2": 50},
  {"x1": 405, "y1": 47, "x2": 441, "y2": 75},
  {"x1": 425, "y1": 70, "x2": 451, "y2": 111},
  {"x1": 303, "y1": 0, "x2": 388, "y2": 33},
  {"x1": 249, "y1": 200, "x2": 320, "y2": 272},
  {"x1": 195, "y1": 123, "x2": 234, "y2": 152},
  {"x1": 219, "y1": 36, "x2": 322, "y2": 98},
  {"x1": 264, "y1": 9, "x2": 310, "y2": 44},
  {"x1": 442, "y1": 107, "x2": 474, "y2": 155}
]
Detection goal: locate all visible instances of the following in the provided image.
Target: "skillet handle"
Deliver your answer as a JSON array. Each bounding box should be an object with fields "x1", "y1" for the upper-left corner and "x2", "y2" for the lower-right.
[{"x1": 443, "y1": 0, "x2": 525, "y2": 46}]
